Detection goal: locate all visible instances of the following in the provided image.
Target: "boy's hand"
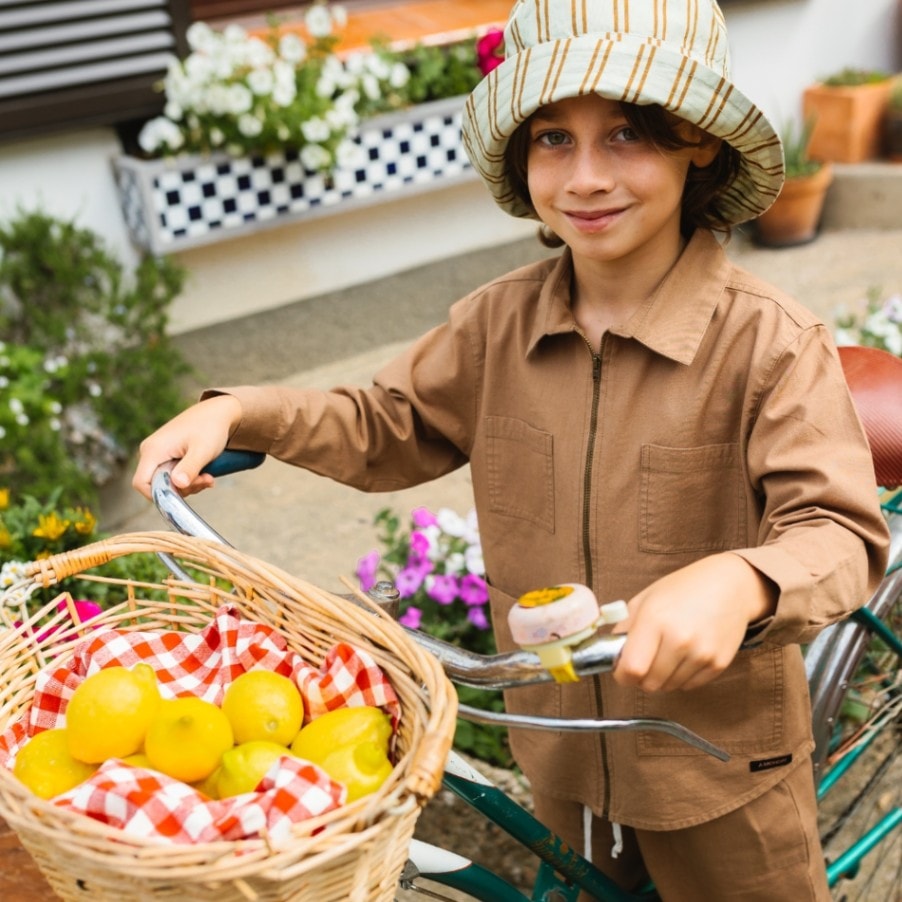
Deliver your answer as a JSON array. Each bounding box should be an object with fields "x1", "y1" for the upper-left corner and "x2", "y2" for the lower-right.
[
  {"x1": 612, "y1": 554, "x2": 777, "y2": 692},
  {"x1": 131, "y1": 394, "x2": 243, "y2": 500}
]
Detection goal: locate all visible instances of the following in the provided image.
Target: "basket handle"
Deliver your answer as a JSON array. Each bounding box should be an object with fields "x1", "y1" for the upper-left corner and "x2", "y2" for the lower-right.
[{"x1": 23, "y1": 531, "x2": 259, "y2": 588}]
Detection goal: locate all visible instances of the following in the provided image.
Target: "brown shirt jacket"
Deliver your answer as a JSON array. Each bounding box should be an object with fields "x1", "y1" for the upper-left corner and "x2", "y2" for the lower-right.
[{"x1": 219, "y1": 229, "x2": 889, "y2": 829}]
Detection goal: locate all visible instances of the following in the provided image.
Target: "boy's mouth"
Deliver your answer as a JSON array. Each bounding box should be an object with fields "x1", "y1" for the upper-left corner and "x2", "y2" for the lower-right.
[{"x1": 564, "y1": 207, "x2": 624, "y2": 231}]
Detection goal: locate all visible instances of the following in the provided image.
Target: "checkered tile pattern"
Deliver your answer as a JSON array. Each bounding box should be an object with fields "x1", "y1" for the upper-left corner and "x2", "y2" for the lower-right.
[{"x1": 116, "y1": 99, "x2": 473, "y2": 254}]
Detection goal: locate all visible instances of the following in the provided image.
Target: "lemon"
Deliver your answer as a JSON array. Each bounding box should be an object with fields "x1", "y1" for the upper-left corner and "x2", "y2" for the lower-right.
[
  {"x1": 122, "y1": 752, "x2": 155, "y2": 769},
  {"x1": 14, "y1": 729, "x2": 98, "y2": 799},
  {"x1": 290, "y1": 706, "x2": 394, "y2": 802},
  {"x1": 65, "y1": 663, "x2": 161, "y2": 763},
  {"x1": 216, "y1": 740, "x2": 293, "y2": 798},
  {"x1": 193, "y1": 765, "x2": 222, "y2": 800},
  {"x1": 290, "y1": 706, "x2": 392, "y2": 761},
  {"x1": 309, "y1": 741, "x2": 393, "y2": 802},
  {"x1": 144, "y1": 697, "x2": 234, "y2": 783},
  {"x1": 221, "y1": 670, "x2": 304, "y2": 747}
]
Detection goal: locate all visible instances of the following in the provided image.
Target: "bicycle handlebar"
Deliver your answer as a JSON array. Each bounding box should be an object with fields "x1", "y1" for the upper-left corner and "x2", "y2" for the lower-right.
[{"x1": 150, "y1": 451, "x2": 730, "y2": 761}]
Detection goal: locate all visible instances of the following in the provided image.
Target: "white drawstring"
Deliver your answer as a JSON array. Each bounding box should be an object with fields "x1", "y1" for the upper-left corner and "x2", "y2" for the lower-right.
[
  {"x1": 611, "y1": 821, "x2": 624, "y2": 859},
  {"x1": 583, "y1": 806, "x2": 624, "y2": 861}
]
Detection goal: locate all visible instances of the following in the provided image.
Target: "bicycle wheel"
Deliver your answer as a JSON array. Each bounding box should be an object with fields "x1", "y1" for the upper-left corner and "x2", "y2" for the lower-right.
[{"x1": 806, "y1": 550, "x2": 901, "y2": 901}]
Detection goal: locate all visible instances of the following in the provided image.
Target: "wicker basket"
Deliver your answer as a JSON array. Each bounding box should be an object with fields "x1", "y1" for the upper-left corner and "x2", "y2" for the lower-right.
[{"x1": 0, "y1": 531, "x2": 457, "y2": 902}]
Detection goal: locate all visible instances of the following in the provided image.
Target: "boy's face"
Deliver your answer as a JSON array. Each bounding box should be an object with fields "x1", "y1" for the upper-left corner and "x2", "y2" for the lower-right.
[{"x1": 526, "y1": 94, "x2": 719, "y2": 272}]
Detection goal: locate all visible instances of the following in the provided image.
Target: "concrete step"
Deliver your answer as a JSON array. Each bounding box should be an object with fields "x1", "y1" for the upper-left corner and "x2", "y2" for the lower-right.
[{"x1": 822, "y1": 161, "x2": 902, "y2": 230}]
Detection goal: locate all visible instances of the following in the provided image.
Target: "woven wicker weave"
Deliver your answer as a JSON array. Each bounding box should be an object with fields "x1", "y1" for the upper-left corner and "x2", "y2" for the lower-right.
[{"x1": 0, "y1": 531, "x2": 457, "y2": 902}]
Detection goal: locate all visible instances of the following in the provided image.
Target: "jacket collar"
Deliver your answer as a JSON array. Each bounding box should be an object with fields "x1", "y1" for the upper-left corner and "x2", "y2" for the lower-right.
[{"x1": 529, "y1": 230, "x2": 732, "y2": 365}]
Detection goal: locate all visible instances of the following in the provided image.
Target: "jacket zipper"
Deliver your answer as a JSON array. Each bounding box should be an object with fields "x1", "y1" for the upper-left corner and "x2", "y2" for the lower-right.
[
  {"x1": 582, "y1": 346, "x2": 602, "y2": 588},
  {"x1": 581, "y1": 341, "x2": 612, "y2": 818}
]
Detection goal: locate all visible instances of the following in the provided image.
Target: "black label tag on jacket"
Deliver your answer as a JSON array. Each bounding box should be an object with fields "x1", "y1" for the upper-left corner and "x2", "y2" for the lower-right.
[{"x1": 749, "y1": 753, "x2": 793, "y2": 773}]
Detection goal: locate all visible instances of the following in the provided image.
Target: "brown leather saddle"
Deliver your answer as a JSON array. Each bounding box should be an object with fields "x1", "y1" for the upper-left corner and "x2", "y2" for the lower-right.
[{"x1": 839, "y1": 345, "x2": 902, "y2": 488}]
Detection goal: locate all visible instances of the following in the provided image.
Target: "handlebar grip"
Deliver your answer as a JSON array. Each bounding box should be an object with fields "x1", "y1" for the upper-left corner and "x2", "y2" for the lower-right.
[{"x1": 201, "y1": 450, "x2": 266, "y2": 477}]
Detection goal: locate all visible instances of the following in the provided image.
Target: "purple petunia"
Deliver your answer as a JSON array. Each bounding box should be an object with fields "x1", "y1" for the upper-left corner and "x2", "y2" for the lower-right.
[
  {"x1": 459, "y1": 573, "x2": 489, "y2": 606},
  {"x1": 395, "y1": 565, "x2": 427, "y2": 598},
  {"x1": 355, "y1": 549, "x2": 380, "y2": 591},
  {"x1": 467, "y1": 605, "x2": 490, "y2": 630},
  {"x1": 411, "y1": 507, "x2": 438, "y2": 529},
  {"x1": 409, "y1": 529, "x2": 432, "y2": 557},
  {"x1": 426, "y1": 573, "x2": 459, "y2": 605},
  {"x1": 399, "y1": 606, "x2": 423, "y2": 629}
]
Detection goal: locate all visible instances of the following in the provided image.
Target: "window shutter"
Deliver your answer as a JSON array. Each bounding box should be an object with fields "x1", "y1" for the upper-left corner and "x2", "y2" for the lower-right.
[{"x1": 0, "y1": 0, "x2": 190, "y2": 142}]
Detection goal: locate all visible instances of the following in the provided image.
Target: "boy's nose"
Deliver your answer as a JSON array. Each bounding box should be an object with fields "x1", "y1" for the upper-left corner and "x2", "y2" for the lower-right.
[{"x1": 564, "y1": 145, "x2": 616, "y2": 194}]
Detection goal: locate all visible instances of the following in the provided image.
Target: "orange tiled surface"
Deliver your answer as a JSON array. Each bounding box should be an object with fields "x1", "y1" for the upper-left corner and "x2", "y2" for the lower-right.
[{"x1": 246, "y1": 0, "x2": 511, "y2": 51}]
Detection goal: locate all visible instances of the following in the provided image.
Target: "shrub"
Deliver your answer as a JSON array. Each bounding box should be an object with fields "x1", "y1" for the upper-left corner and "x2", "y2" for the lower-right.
[{"x1": 0, "y1": 210, "x2": 190, "y2": 505}]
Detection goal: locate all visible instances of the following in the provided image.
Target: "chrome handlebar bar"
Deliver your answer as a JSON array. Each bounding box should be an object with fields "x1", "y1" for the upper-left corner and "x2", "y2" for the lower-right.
[{"x1": 150, "y1": 454, "x2": 729, "y2": 761}]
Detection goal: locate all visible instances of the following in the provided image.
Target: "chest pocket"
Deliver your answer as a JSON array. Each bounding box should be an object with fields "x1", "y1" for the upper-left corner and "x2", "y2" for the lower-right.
[
  {"x1": 485, "y1": 416, "x2": 555, "y2": 533},
  {"x1": 640, "y1": 442, "x2": 745, "y2": 554}
]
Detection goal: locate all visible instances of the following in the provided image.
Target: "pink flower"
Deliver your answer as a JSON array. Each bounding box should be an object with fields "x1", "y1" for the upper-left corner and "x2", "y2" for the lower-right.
[
  {"x1": 399, "y1": 606, "x2": 423, "y2": 629},
  {"x1": 14, "y1": 598, "x2": 103, "y2": 644},
  {"x1": 426, "y1": 573, "x2": 459, "y2": 605},
  {"x1": 409, "y1": 530, "x2": 431, "y2": 556},
  {"x1": 355, "y1": 550, "x2": 380, "y2": 591},
  {"x1": 459, "y1": 573, "x2": 489, "y2": 606},
  {"x1": 411, "y1": 507, "x2": 438, "y2": 528},
  {"x1": 396, "y1": 565, "x2": 427, "y2": 598},
  {"x1": 476, "y1": 28, "x2": 504, "y2": 76},
  {"x1": 467, "y1": 605, "x2": 490, "y2": 630}
]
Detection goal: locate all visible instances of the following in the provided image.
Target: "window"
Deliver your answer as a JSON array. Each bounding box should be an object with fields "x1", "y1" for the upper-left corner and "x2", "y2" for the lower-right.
[{"x1": 0, "y1": 0, "x2": 191, "y2": 143}]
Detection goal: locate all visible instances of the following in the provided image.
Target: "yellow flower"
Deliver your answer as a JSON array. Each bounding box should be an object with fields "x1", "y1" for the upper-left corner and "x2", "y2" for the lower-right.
[
  {"x1": 32, "y1": 512, "x2": 70, "y2": 541},
  {"x1": 0, "y1": 521, "x2": 11, "y2": 550},
  {"x1": 0, "y1": 488, "x2": 9, "y2": 510},
  {"x1": 73, "y1": 508, "x2": 97, "y2": 535}
]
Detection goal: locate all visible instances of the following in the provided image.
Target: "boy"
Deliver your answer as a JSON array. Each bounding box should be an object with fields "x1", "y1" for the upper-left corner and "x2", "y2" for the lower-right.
[{"x1": 134, "y1": 1, "x2": 889, "y2": 897}]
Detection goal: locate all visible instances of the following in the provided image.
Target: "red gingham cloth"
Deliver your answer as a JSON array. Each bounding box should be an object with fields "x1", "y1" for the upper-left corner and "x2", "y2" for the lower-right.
[{"x1": 0, "y1": 604, "x2": 401, "y2": 845}]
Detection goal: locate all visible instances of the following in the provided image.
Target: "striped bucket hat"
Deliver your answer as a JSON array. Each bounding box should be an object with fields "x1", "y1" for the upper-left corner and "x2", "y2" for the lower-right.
[{"x1": 461, "y1": 0, "x2": 784, "y2": 225}]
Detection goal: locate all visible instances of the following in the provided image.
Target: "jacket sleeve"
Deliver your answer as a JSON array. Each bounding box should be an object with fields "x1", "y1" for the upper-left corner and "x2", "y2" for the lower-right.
[
  {"x1": 730, "y1": 326, "x2": 890, "y2": 646},
  {"x1": 204, "y1": 301, "x2": 480, "y2": 492}
]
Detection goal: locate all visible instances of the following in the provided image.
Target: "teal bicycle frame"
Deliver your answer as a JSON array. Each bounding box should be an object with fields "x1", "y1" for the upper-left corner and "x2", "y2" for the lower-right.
[{"x1": 407, "y1": 750, "x2": 656, "y2": 901}]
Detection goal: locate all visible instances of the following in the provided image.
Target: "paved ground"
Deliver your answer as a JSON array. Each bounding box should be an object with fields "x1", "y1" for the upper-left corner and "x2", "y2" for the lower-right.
[{"x1": 104, "y1": 224, "x2": 902, "y2": 596}]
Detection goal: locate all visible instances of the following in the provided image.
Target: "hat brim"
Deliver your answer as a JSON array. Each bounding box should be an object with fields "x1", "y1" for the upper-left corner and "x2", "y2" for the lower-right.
[{"x1": 461, "y1": 33, "x2": 784, "y2": 225}]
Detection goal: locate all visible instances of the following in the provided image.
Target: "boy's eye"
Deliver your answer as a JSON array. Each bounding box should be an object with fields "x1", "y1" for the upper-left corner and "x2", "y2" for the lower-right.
[
  {"x1": 613, "y1": 125, "x2": 641, "y2": 143},
  {"x1": 535, "y1": 129, "x2": 569, "y2": 147}
]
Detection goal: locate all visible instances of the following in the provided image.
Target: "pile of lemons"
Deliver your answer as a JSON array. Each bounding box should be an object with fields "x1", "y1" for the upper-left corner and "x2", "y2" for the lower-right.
[{"x1": 13, "y1": 664, "x2": 393, "y2": 804}]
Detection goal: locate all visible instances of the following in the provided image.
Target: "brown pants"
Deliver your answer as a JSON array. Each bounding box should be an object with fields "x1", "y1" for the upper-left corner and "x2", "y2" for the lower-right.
[{"x1": 531, "y1": 760, "x2": 831, "y2": 901}]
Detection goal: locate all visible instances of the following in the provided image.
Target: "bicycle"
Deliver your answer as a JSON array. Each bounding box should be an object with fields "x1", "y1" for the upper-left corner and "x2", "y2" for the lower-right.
[{"x1": 150, "y1": 347, "x2": 901, "y2": 902}]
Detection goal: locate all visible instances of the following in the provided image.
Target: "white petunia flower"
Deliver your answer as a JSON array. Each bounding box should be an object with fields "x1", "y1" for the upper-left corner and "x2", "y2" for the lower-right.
[
  {"x1": 305, "y1": 4, "x2": 334, "y2": 38},
  {"x1": 301, "y1": 117, "x2": 331, "y2": 143},
  {"x1": 300, "y1": 143, "x2": 332, "y2": 171},
  {"x1": 247, "y1": 68, "x2": 274, "y2": 96},
  {"x1": 186, "y1": 21, "x2": 216, "y2": 52},
  {"x1": 238, "y1": 113, "x2": 264, "y2": 137},
  {"x1": 437, "y1": 507, "x2": 467, "y2": 538},
  {"x1": 389, "y1": 62, "x2": 411, "y2": 88},
  {"x1": 279, "y1": 33, "x2": 306, "y2": 64}
]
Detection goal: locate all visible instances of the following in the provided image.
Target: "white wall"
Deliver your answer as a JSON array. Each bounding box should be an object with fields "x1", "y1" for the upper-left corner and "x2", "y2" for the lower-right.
[
  {"x1": 725, "y1": 0, "x2": 901, "y2": 130},
  {"x1": 0, "y1": 0, "x2": 898, "y2": 334}
]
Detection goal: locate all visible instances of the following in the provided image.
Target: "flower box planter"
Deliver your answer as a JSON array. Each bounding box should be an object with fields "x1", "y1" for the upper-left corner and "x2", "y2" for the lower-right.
[
  {"x1": 114, "y1": 96, "x2": 474, "y2": 255},
  {"x1": 802, "y1": 80, "x2": 892, "y2": 163}
]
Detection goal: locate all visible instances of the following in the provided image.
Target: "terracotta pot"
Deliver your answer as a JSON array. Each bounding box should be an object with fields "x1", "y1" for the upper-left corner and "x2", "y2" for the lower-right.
[
  {"x1": 754, "y1": 163, "x2": 834, "y2": 248},
  {"x1": 803, "y1": 81, "x2": 892, "y2": 163}
]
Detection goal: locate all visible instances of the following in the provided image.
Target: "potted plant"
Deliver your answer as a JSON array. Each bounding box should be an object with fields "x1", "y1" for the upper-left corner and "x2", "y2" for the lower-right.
[
  {"x1": 885, "y1": 74, "x2": 902, "y2": 161},
  {"x1": 754, "y1": 118, "x2": 834, "y2": 248},
  {"x1": 802, "y1": 67, "x2": 892, "y2": 163}
]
